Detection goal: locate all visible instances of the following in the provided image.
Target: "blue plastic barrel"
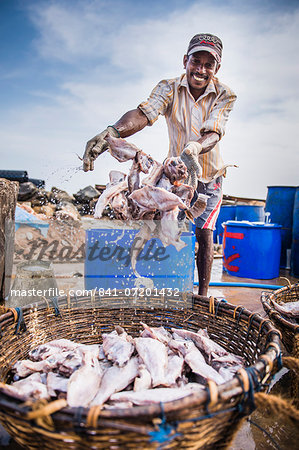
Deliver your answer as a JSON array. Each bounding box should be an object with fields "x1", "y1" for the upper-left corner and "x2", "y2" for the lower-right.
[
  {"x1": 291, "y1": 187, "x2": 299, "y2": 277},
  {"x1": 215, "y1": 205, "x2": 236, "y2": 244},
  {"x1": 85, "y1": 228, "x2": 195, "y2": 292},
  {"x1": 265, "y1": 186, "x2": 296, "y2": 268},
  {"x1": 222, "y1": 221, "x2": 281, "y2": 279},
  {"x1": 235, "y1": 205, "x2": 265, "y2": 222}
]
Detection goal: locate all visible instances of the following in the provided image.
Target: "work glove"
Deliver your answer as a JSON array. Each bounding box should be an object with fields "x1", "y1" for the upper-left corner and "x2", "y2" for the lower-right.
[
  {"x1": 82, "y1": 126, "x2": 119, "y2": 172},
  {"x1": 180, "y1": 141, "x2": 203, "y2": 188}
]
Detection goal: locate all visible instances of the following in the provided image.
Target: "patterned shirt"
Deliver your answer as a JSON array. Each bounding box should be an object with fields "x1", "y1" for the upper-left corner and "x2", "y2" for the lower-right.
[{"x1": 138, "y1": 74, "x2": 236, "y2": 182}]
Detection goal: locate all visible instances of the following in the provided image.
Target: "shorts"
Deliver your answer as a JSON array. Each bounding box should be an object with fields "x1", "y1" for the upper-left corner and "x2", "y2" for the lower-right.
[{"x1": 193, "y1": 176, "x2": 223, "y2": 230}]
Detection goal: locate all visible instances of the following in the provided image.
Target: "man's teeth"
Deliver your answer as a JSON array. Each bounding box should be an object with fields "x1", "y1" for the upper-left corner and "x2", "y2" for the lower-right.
[{"x1": 193, "y1": 75, "x2": 205, "y2": 81}]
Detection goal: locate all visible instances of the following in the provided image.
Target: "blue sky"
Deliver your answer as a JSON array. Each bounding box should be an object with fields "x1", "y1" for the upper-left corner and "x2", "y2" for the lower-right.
[{"x1": 1, "y1": 0, "x2": 299, "y2": 199}]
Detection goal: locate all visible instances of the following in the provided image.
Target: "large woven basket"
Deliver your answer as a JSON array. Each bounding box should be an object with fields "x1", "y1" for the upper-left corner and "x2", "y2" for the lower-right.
[
  {"x1": 261, "y1": 282, "x2": 299, "y2": 357},
  {"x1": 0, "y1": 293, "x2": 281, "y2": 450}
]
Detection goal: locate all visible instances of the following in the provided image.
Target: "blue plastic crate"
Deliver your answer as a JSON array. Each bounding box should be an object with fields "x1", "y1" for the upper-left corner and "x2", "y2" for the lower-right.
[{"x1": 84, "y1": 228, "x2": 195, "y2": 292}]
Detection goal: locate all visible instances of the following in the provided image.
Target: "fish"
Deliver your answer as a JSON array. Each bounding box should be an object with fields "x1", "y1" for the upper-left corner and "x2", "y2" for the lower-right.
[
  {"x1": 67, "y1": 352, "x2": 103, "y2": 407},
  {"x1": 29, "y1": 339, "x2": 80, "y2": 361},
  {"x1": 140, "y1": 322, "x2": 172, "y2": 344},
  {"x1": 271, "y1": 299, "x2": 299, "y2": 319},
  {"x1": 94, "y1": 180, "x2": 127, "y2": 218},
  {"x1": 105, "y1": 134, "x2": 140, "y2": 162},
  {"x1": 102, "y1": 327, "x2": 135, "y2": 367},
  {"x1": 104, "y1": 401, "x2": 134, "y2": 409},
  {"x1": 57, "y1": 352, "x2": 82, "y2": 378},
  {"x1": 135, "y1": 151, "x2": 154, "y2": 174},
  {"x1": 109, "y1": 170, "x2": 127, "y2": 184},
  {"x1": 170, "y1": 184, "x2": 195, "y2": 207},
  {"x1": 172, "y1": 328, "x2": 229, "y2": 361},
  {"x1": 129, "y1": 185, "x2": 187, "y2": 212},
  {"x1": 169, "y1": 337, "x2": 225, "y2": 384},
  {"x1": 111, "y1": 191, "x2": 130, "y2": 219},
  {"x1": 11, "y1": 373, "x2": 49, "y2": 400},
  {"x1": 188, "y1": 194, "x2": 208, "y2": 219},
  {"x1": 210, "y1": 353, "x2": 244, "y2": 367},
  {"x1": 128, "y1": 158, "x2": 140, "y2": 194},
  {"x1": 47, "y1": 372, "x2": 68, "y2": 397},
  {"x1": 142, "y1": 161, "x2": 164, "y2": 186},
  {"x1": 110, "y1": 387, "x2": 195, "y2": 405},
  {"x1": 133, "y1": 364, "x2": 152, "y2": 391},
  {"x1": 13, "y1": 352, "x2": 70, "y2": 378},
  {"x1": 8, "y1": 325, "x2": 244, "y2": 408},
  {"x1": 159, "y1": 209, "x2": 186, "y2": 251},
  {"x1": 156, "y1": 174, "x2": 173, "y2": 191},
  {"x1": 134, "y1": 337, "x2": 168, "y2": 387},
  {"x1": 130, "y1": 221, "x2": 155, "y2": 277},
  {"x1": 163, "y1": 157, "x2": 188, "y2": 184},
  {"x1": 164, "y1": 353, "x2": 185, "y2": 386},
  {"x1": 91, "y1": 356, "x2": 139, "y2": 406}
]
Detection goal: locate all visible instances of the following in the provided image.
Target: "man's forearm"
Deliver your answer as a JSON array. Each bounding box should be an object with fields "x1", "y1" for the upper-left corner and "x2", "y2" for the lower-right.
[
  {"x1": 113, "y1": 108, "x2": 149, "y2": 138},
  {"x1": 197, "y1": 132, "x2": 220, "y2": 154}
]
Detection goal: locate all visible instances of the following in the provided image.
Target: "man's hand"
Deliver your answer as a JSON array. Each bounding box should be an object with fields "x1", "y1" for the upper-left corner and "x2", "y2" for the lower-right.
[
  {"x1": 82, "y1": 126, "x2": 119, "y2": 172},
  {"x1": 180, "y1": 141, "x2": 203, "y2": 188}
]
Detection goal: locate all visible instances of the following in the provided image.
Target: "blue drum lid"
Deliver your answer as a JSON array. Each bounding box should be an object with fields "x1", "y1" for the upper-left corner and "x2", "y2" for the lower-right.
[{"x1": 223, "y1": 220, "x2": 281, "y2": 229}]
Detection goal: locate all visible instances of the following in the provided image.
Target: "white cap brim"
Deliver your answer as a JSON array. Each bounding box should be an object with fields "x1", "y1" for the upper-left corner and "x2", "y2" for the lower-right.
[{"x1": 188, "y1": 45, "x2": 221, "y2": 63}]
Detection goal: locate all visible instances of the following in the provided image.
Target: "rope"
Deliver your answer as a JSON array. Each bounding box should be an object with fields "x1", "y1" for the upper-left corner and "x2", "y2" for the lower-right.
[
  {"x1": 233, "y1": 305, "x2": 244, "y2": 320},
  {"x1": 14, "y1": 307, "x2": 27, "y2": 334},
  {"x1": 86, "y1": 405, "x2": 103, "y2": 428},
  {"x1": 51, "y1": 297, "x2": 62, "y2": 317},
  {"x1": 214, "y1": 299, "x2": 227, "y2": 318},
  {"x1": 149, "y1": 402, "x2": 181, "y2": 445},
  {"x1": 26, "y1": 399, "x2": 67, "y2": 431},
  {"x1": 209, "y1": 296, "x2": 215, "y2": 315},
  {"x1": 282, "y1": 356, "x2": 299, "y2": 372},
  {"x1": 254, "y1": 392, "x2": 299, "y2": 422},
  {"x1": 7, "y1": 308, "x2": 18, "y2": 323}
]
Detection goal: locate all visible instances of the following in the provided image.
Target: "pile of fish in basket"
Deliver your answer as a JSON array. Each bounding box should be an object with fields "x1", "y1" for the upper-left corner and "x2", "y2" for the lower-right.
[{"x1": 0, "y1": 293, "x2": 281, "y2": 449}]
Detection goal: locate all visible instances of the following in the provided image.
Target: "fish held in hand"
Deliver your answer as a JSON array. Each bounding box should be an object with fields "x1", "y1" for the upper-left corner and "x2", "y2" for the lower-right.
[
  {"x1": 163, "y1": 157, "x2": 188, "y2": 184},
  {"x1": 129, "y1": 185, "x2": 187, "y2": 212},
  {"x1": 105, "y1": 134, "x2": 140, "y2": 162},
  {"x1": 94, "y1": 180, "x2": 127, "y2": 218}
]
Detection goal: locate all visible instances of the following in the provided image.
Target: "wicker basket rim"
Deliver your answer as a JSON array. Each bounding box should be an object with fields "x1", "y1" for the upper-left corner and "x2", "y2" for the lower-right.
[{"x1": 261, "y1": 283, "x2": 299, "y2": 332}]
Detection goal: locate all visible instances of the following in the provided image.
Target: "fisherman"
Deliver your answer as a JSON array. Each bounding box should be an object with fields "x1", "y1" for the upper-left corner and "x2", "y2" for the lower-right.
[{"x1": 82, "y1": 33, "x2": 236, "y2": 296}]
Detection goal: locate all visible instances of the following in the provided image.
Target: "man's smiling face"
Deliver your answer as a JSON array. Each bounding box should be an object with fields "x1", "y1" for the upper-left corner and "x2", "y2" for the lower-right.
[{"x1": 183, "y1": 50, "x2": 220, "y2": 100}]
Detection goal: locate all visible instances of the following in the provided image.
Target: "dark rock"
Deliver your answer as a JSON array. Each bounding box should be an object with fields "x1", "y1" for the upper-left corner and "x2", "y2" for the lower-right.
[
  {"x1": 49, "y1": 187, "x2": 74, "y2": 204},
  {"x1": 31, "y1": 189, "x2": 49, "y2": 207},
  {"x1": 73, "y1": 185, "x2": 100, "y2": 203},
  {"x1": 17, "y1": 182, "x2": 37, "y2": 201}
]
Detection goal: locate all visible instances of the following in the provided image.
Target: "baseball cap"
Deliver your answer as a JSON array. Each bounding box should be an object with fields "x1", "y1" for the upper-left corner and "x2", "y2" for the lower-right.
[{"x1": 187, "y1": 33, "x2": 222, "y2": 64}]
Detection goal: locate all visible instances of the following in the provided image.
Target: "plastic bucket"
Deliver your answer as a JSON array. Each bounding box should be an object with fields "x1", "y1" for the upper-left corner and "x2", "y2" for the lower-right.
[
  {"x1": 291, "y1": 187, "x2": 299, "y2": 277},
  {"x1": 215, "y1": 205, "x2": 236, "y2": 244},
  {"x1": 235, "y1": 205, "x2": 265, "y2": 222},
  {"x1": 265, "y1": 186, "x2": 296, "y2": 268},
  {"x1": 85, "y1": 228, "x2": 195, "y2": 292},
  {"x1": 222, "y1": 221, "x2": 281, "y2": 279}
]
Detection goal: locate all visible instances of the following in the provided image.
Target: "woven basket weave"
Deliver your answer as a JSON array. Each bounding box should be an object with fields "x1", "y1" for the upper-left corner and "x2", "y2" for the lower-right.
[
  {"x1": 261, "y1": 283, "x2": 299, "y2": 358},
  {"x1": 0, "y1": 293, "x2": 281, "y2": 450}
]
